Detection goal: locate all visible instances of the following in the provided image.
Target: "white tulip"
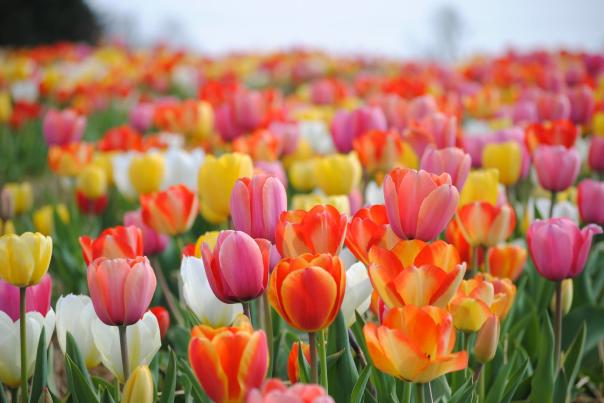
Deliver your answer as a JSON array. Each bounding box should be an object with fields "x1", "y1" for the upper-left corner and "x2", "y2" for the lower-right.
[
  {"x1": 180, "y1": 256, "x2": 243, "y2": 327},
  {"x1": 299, "y1": 121, "x2": 334, "y2": 154},
  {"x1": 92, "y1": 312, "x2": 161, "y2": 382},
  {"x1": 341, "y1": 262, "x2": 373, "y2": 327},
  {"x1": 162, "y1": 148, "x2": 204, "y2": 191},
  {"x1": 56, "y1": 294, "x2": 101, "y2": 369},
  {"x1": 10, "y1": 79, "x2": 39, "y2": 103},
  {"x1": 365, "y1": 180, "x2": 384, "y2": 205},
  {"x1": 0, "y1": 310, "x2": 55, "y2": 388},
  {"x1": 111, "y1": 152, "x2": 138, "y2": 199}
]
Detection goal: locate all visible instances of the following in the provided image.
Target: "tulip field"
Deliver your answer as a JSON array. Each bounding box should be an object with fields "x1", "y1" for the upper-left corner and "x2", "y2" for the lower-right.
[{"x1": 1, "y1": 44, "x2": 604, "y2": 403}]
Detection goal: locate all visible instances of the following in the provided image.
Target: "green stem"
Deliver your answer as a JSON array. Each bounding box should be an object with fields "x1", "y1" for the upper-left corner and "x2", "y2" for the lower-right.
[
  {"x1": 401, "y1": 382, "x2": 412, "y2": 402},
  {"x1": 415, "y1": 383, "x2": 424, "y2": 403},
  {"x1": 554, "y1": 281, "x2": 562, "y2": 371},
  {"x1": 480, "y1": 367, "x2": 485, "y2": 402},
  {"x1": 119, "y1": 325, "x2": 130, "y2": 382},
  {"x1": 152, "y1": 257, "x2": 184, "y2": 326},
  {"x1": 19, "y1": 287, "x2": 28, "y2": 403},
  {"x1": 242, "y1": 302, "x2": 252, "y2": 319},
  {"x1": 318, "y1": 329, "x2": 329, "y2": 392},
  {"x1": 261, "y1": 293, "x2": 274, "y2": 376},
  {"x1": 548, "y1": 191, "x2": 557, "y2": 219},
  {"x1": 309, "y1": 332, "x2": 318, "y2": 384}
]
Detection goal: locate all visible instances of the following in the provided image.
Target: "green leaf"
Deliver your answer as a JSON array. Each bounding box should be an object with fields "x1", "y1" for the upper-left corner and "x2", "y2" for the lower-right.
[
  {"x1": 528, "y1": 315, "x2": 555, "y2": 403},
  {"x1": 0, "y1": 383, "x2": 7, "y2": 403},
  {"x1": 448, "y1": 376, "x2": 475, "y2": 403},
  {"x1": 557, "y1": 323, "x2": 586, "y2": 403},
  {"x1": 562, "y1": 305, "x2": 604, "y2": 353},
  {"x1": 327, "y1": 312, "x2": 360, "y2": 403},
  {"x1": 29, "y1": 327, "x2": 48, "y2": 403},
  {"x1": 65, "y1": 332, "x2": 94, "y2": 390},
  {"x1": 177, "y1": 357, "x2": 211, "y2": 403},
  {"x1": 296, "y1": 341, "x2": 311, "y2": 384},
  {"x1": 350, "y1": 365, "x2": 372, "y2": 403},
  {"x1": 99, "y1": 387, "x2": 116, "y2": 403},
  {"x1": 499, "y1": 355, "x2": 530, "y2": 403},
  {"x1": 159, "y1": 350, "x2": 177, "y2": 403},
  {"x1": 65, "y1": 356, "x2": 100, "y2": 403}
]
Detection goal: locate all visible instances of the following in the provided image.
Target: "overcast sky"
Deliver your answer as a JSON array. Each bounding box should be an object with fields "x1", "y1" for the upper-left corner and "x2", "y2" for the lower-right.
[{"x1": 87, "y1": 0, "x2": 604, "y2": 59}]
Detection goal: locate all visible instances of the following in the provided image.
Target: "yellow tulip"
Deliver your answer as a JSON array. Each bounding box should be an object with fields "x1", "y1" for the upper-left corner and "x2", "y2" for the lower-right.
[
  {"x1": 282, "y1": 138, "x2": 314, "y2": 170},
  {"x1": 459, "y1": 169, "x2": 499, "y2": 206},
  {"x1": 288, "y1": 160, "x2": 317, "y2": 192},
  {"x1": 400, "y1": 141, "x2": 419, "y2": 170},
  {"x1": 592, "y1": 112, "x2": 604, "y2": 137},
  {"x1": 1, "y1": 220, "x2": 15, "y2": 235},
  {"x1": 3, "y1": 182, "x2": 33, "y2": 214},
  {"x1": 33, "y1": 204, "x2": 69, "y2": 236},
  {"x1": 192, "y1": 101, "x2": 214, "y2": 142},
  {"x1": 291, "y1": 194, "x2": 350, "y2": 215},
  {"x1": 128, "y1": 153, "x2": 165, "y2": 195},
  {"x1": 121, "y1": 366, "x2": 154, "y2": 403},
  {"x1": 194, "y1": 231, "x2": 220, "y2": 257},
  {"x1": 92, "y1": 152, "x2": 115, "y2": 185},
  {"x1": 77, "y1": 165, "x2": 108, "y2": 199},
  {"x1": 0, "y1": 91, "x2": 12, "y2": 123},
  {"x1": 314, "y1": 152, "x2": 361, "y2": 195},
  {"x1": 481, "y1": 141, "x2": 522, "y2": 185},
  {"x1": 0, "y1": 232, "x2": 52, "y2": 287},
  {"x1": 197, "y1": 153, "x2": 253, "y2": 224}
]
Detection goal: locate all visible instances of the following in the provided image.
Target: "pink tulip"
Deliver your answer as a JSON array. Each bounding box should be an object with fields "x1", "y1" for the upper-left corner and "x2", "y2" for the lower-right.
[
  {"x1": 578, "y1": 179, "x2": 604, "y2": 225},
  {"x1": 537, "y1": 92, "x2": 570, "y2": 122},
  {"x1": 230, "y1": 175, "x2": 287, "y2": 242},
  {"x1": 42, "y1": 109, "x2": 86, "y2": 146},
  {"x1": 420, "y1": 146, "x2": 471, "y2": 191},
  {"x1": 533, "y1": 145, "x2": 580, "y2": 192},
  {"x1": 462, "y1": 135, "x2": 489, "y2": 168},
  {"x1": 527, "y1": 218, "x2": 602, "y2": 281},
  {"x1": 408, "y1": 95, "x2": 439, "y2": 122},
  {"x1": 255, "y1": 161, "x2": 288, "y2": 188},
  {"x1": 216, "y1": 90, "x2": 267, "y2": 141},
  {"x1": 247, "y1": 379, "x2": 334, "y2": 403},
  {"x1": 511, "y1": 100, "x2": 538, "y2": 125},
  {"x1": 588, "y1": 136, "x2": 604, "y2": 173},
  {"x1": 124, "y1": 210, "x2": 169, "y2": 255},
  {"x1": 0, "y1": 274, "x2": 52, "y2": 321},
  {"x1": 568, "y1": 85, "x2": 595, "y2": 125},
  {"x1": 383, "y1": 168, "x2": 459, "y2": 241},
  {"x1": 87, "y1": 256, "x2": 157, "y2": 326},
  {"x1": 331, "y1": 106, "x2": 387, "y2": 152},
  {"x1": 201, "y1": 230, "x2": 271, "y2": 303},
  {"x1": 268, "y1": 121, "x2": 299, "y2": 155},
  {"x1": 405, "y1": 112, "x2": 457, "y2": 157},
  {"x1": 129, "y1": 103, "x2": 155, "y2": 132}
]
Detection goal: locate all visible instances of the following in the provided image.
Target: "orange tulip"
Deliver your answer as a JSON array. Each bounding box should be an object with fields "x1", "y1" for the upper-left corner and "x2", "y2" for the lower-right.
[
  {"x1": 140, "y1": 184, "x2": 199, "y2": 235},
  {"x1": 487, "y1": 244, "x2": 527, "y2": 280},
  {"x1": 188, "y1": 316, "x2": 268, "y2": 403},
  {"x1": 345, "y1": 205, "x2": 400, "y2": 266},
  {"x1": 79, "y1": 225, "x2": 143, "y2": 265},
  {"x1": 268, "y1": 253, "x2": 345, "y2": 332},
  {"x1": 48, "y1": 142, "x2": 94, "y2": 177},
  {"x1": 456, "y1": 201, "x2": 516, "y2": 247},
  {"x1": 352, "y1": 130, "x2": 406, "y2": 175},
  {"x1": 445, "y1": 218, "x2": 484, "y2": 268},
  {"x1": 275, "y1": 205, "x2": 347, "y2": 258},
  {"x1": 525, "y1": 119, "x2": 579, "y2": 152},
  {"x1": 232, "y1": 129, "x2": 282, "y2": 161},
  {"x1": 364, "y1": 305, "x2": 468, "y2": 383},
  {"x1": 287, "y1": 342, "x2": 311, "y2": 384},
  {"x1": 368, "y1": 241, "x2": 465, "y2": 309}
]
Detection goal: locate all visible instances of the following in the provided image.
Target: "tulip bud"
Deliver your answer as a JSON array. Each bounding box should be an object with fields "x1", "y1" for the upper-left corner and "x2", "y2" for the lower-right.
[
  {"x1": 550, "y1": 279, "x2": 574, "y2": 316},
  {"x1": 149, "y1": 306, "x2": 170, "y2": 340},
  {"x1": 0, "y1": 187, "x2": 13, "y2": 221},
  {"x1": 473, "y1": 315, "x2": 500, "y2": 364},
  {"x1": 122, "y1": 366, "x2": 154, "y2": 403}
]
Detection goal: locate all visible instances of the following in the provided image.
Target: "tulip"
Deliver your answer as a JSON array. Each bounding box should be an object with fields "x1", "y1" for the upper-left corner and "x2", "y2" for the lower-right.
[
  {"x1": 487, "y1": 244, "x2": 527, "y2": 280},
  {"x1": 140, "y1": 184, "x2": 199, "y2": 236},
  {"x1": 456, "y1": 201, "x2": 516, "y2": 247},
  {"x1": 269, "y1": 253, "x2": 345, "y2": 332},
  {"x1": 445, "y1": 218, "x2": 483, "y2": 267},
  {"x1": 288, "y1": 160, "x2": 317, "y2": 192},
  {"x1": 189, "y1": 316, "x2": 268, "y2": 403},
  {"x1": 149, "y1": 307, "x2": 170, "y2": 340},
  {"x1": 122, "y1": 366, "x2": 154, "y2": 403},
  {"x1": 577, "y1": 179, "x2": 604, "y2": 225},
  {"x1": 0, "y1": 91, "x2": 12, "y2": 123},
  {"x1": 180, "y1": 256, "x2": 244, "y2": 327},
  {"x1": 92, "y1": 312, "x2": 161, "y2": 382},
  {"x1": 331, "y1": 106, "x2": 387, "y2": 153},
  {"x1": 32, "y1": 204, "x2": 69, "y2": 236},
  {"x1": 368, "y1": 242, "x2": 465, "y2": 309},
  {"x1": 287, "y1": 342, "x2": 311, "y2": 383},
  {"x1": 247, "y1": 379, "x2": 334, "y2": 403},
  {"x1": 233, "y1": 129, "x2": 283, "y2": 161},
  {"x1": 363, "y1": 305, "x2": 467, "y2": 383},
  {"x1": 405, "y1": 112, "x2": 457, "y2": 157},
  {"x1": 0, "y1": 275, "x2": 51, "y2": 322},
  {"x1": 198, "y1": 153, "x2": 254, "y2": 224},
  {"x1": 341, "y1": 262, "x2": 373, "y2": 327},
  {"x1": 193, "y1": 231, "x2": 220, "y2": 257},
  {"x1": 215, "y1": 89, "x2": 267, "y2": 141},
  {"x1": 473, "y1": 315, "x2": 500, "y2": 364},
  {"x1": 353, "y1": 130, "x2": 418, "y2": 176},
  {"x1": 161, "y1": 148, "x2": 205, "y2": 191},
  {"x1": 314, "y1": 153, "x2": 362, "y2": 196},
  {"x1": 201, "y1": 231, "x2": 271, "y2": 303},
  {"x1": 276, "y1": 205, "x2": 347, "y2": 258},
  {"x1": 345, "y1": 205, "x2": 400, "y2": 266},
  {"x1": 291, "y1": 194, "x2": 351, "y2": 215},
  {"x1": 383, "y1": 168, "x2": 459, "y2": 241},
  {"x1": 0, "y1": 232, "x2": 52, "y2": 287},
  {"x1": 2, "y1": 182, "x2": 33, "y2": 214},
  {"x1": 459, "y1": 168, "x2": 499, "y2": 206},
  {"x1": 87, "y1": 256, "x2": 157, "y2": 326},
  {"x1": 128, "y1": 153, "x2": 165, "y2": 195},
  {"x1": 533, "y1": 145, "x2": 580, "y2": 193},
  {"x1": 55, "y1": 294, "x2": 101, "y2": 368},
  {"x1": 527, "y1": 218, "x2": 602, "y2": 281},
  {"x1": 231, "y1": 175, "x2": 287, "y2": 243},
  {"x1": 550, "y1": 279, "x2": 574, "y2": 316},
  {"x1": 537, "y1": 92, "x2": 570, "y2": 122},
  {"x1": 79, "y1": 225, "x2": 143, "y2": 265},
  {"x1": 0, "y1": 308, "x2": 55, "y2": 388},
  {"x1": 420, "y1": 147, "x2": 471, "y2": 191},
  {"x1": 588, "y1": 136, "x2": 604, "y2": 174},
  {"x1": 525, "y1": 120, "x2": 579, "y2": 152},
  {"x1": 42, "y1": 108, "x2": 86, "y2": 146},
  {"x1": 255, "y1": 161, "x2": 288, "y2": 188},
  {"x1": 48, "y1": 142, "x2": 94, "y2": 177},
  {"x1": 98, "y1": 125, "x2": 143, "y2": 152},
  {"x1": 568, "y1": 84, "x2": 595, "y2": 125},
  {"x1": 268, "y1": 121, "x2": 300, "y2": 155},
  {"x1": 481, "y1": 141, "x2": 522, "y2": 186},
  {"x1": 129, "y1": 103, "x2": 155, "y2": 132},
  {"x1": 123, "y1": 210, "x2": 169, "y2": 256}
]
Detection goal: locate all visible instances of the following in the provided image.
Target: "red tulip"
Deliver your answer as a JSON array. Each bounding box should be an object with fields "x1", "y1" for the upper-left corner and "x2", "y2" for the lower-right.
[{"x1": 149, "y1": 306, "x2": 170, "y2": 339}]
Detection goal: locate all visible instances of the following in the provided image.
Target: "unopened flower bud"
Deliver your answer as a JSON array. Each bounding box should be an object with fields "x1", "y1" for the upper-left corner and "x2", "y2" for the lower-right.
[
  {"x1": 550, "y1": 279, "x2": 573, "y2": 316},
  {"x1": 474, "y1": 315, "x2": 500, "y2": 364}
]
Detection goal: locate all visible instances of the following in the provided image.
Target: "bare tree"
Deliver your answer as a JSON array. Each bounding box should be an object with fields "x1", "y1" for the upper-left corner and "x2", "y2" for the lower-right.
[{"x1": 431, "y1": 4, "x2": 465, "y2": 63}]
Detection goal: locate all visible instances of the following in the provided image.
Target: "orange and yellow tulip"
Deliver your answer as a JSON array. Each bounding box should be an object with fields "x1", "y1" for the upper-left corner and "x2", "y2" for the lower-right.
[
  {"x1": 345, "y1": 205, "x2": 400, "y2": 266},
  {"x1": 364, "y1": 305, "x2": 468, "y2": 383},
  {"x1": 487, "y1": 244, "x2": 526, "y2": 280},
  {"x1": 48, "y1": 142, "x2": 94, "y2": 177},
  {"x1": 140, "y1": 184, "x2": 199, "y2": 235},
  {"x1": 456, "y1": 201, "x2": 516, "y2": 247},
  {"x1": 269, "y1": 253, "x2": 345, "y2": 332}
]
